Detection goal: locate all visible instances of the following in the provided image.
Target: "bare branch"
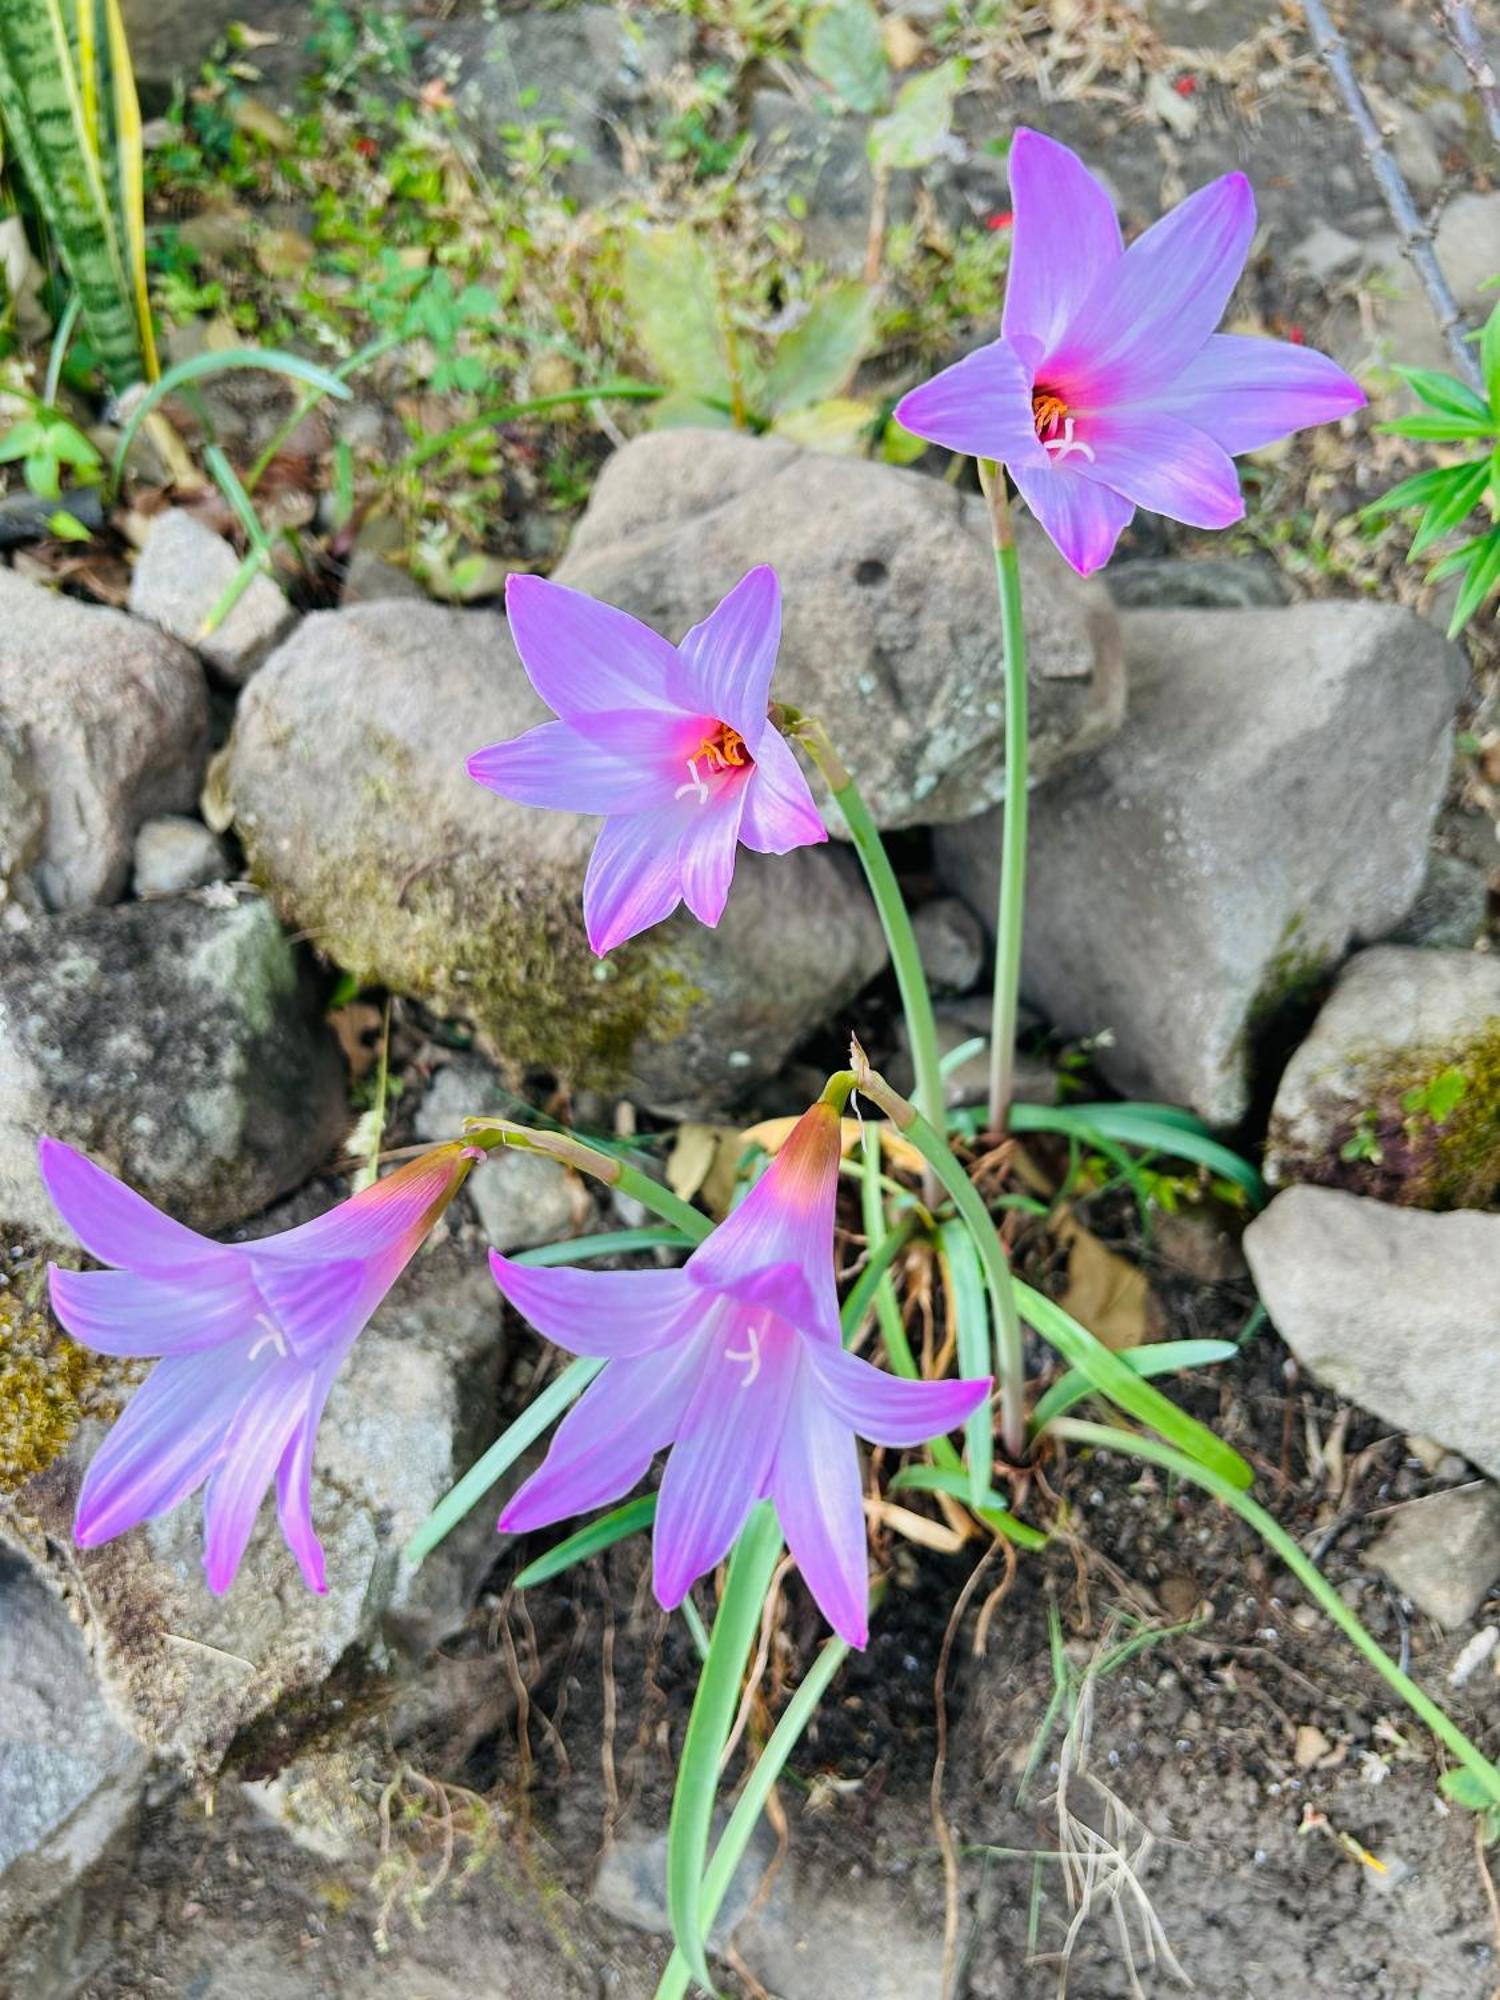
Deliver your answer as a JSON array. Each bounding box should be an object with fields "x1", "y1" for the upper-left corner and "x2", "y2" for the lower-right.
[
  {"x1": 1299, "y1": 0, "x2": 1484, "y2": 392},
  {"x1": 1438, "y1": 1, "x2": 1500, "y2": 147}
]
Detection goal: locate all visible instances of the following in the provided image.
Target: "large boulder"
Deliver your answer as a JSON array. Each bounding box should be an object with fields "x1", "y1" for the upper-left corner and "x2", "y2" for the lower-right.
[
  {"x1": 936, "y1": 603, "x2": 1464, "y2": 1125},
  {"x1": 1265, "y1": 946, "x2": 1500, "y2": 1206},
  {"x1": 0, "y1": 571, "x2": 208, "y2": 910},
  {"x1": 0, "y1": 895, "x2": 347, "y2": 1241},
  {"x1": 0, "y1": 1233, "x2": 503, "y2": 1772},
  {"x1": 555, "y1": 429, "x2": 1124, "y2": 831},
  {"x1": 226, "y1": 598, "x2": 887, "y2": 1116},
  {"x1": 1244, "y1": 1187, "x2": 1500, "y2": 1478}
]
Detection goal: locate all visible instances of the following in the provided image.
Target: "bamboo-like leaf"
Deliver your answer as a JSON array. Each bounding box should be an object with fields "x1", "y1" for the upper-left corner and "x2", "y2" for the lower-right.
[
  {"x1": 1409, "y1": 457, "x2": 1491, "y2": 558},
  {"x1": 1391, "y1": 364, "x2": 1493, "y2": 426},
  {"x1": 0, "y1": 0, "x2": 144, "y2": 386},
  {"x1": 103, "y1": 0, "x2": 156, "y2": 379},
  {"x1": 1447, "y1": 527, "x2": 1500, "y2": 636}
]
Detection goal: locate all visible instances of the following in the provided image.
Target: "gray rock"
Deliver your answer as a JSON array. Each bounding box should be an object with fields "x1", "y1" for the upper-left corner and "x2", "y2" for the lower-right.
[
  {"x1": 738, "y1": 1874, "x2": 944, "y2": 2000},
  {"x1": 132, "y1": 814, "x2": 231, "y2": 897},
  {"x1": 0, "y1": 895, "x2": 346, "y2": 1241},
  {"x1": 2, "y1": 1237, "x2": 502, "y2": 1769},
  {"x1": 0, "y1": 570, "x2": 208, "y2": 909},
  {"x1": 0, "y1": 1551, "x2": 150, "y2": 1943},
  {"x1": 894, "y1": 994, "x2": 1056, "y2": 1111},
  {"x1": 1106, "y1": 556, "x2": 1288, "y2": 610},
  {"x1": 1244, "y1": 1186, "x2": 1500, "y2": 1478},
  {"x1": 1265, "y1": 946, "x2": 1500, "y2": 1205},
  {"x1": 0, "y1": 718, "x2": 44, "y2": 913},
  {"x1": 1364, "y1": 1486, "x2": 1500, "y2": 1629},
  {"x1": 1385, "y1": 853, "x2": 1488, "y2": 951},
  {"x1": 557, "y1": 429, "x2": 1125, "y2": 831},
  {"x1": 1365, "y1": 192, "x2": 1500, "y2": 375},
  {"x1": 120, "y1": 0, "x2": 309, "y2": 99},
  {"x1": 227, "y1": 599, "x2": 887, "y2": 1116},
  {"x1": 936, "y1": 604, "x2": 1464, "y2": 1125},
  {"x1": 912, "y1": 895, "x2": 986, "y2": 996},
  {"x1": 416, "y1": 1059, "x2": 587, "y2": 1252},
  {"x1": 593, "y1": 1820, "x2": 777, "y2": 1947},
  {"x1": 129, "y1": 510, "x2": 297, "y2": 685},
  {"x1": 1289, "y1": 220, "x2": 1366, "y2": 283},
  {"x1": 340, "y1": 547, "x2": 427, "y2": 608}
]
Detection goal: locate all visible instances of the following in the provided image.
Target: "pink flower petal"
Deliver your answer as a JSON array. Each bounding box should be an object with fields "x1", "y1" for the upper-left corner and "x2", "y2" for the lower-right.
[
  {"x1": 500, "y1": 1339, "x2": 704, "y2": 1533},
  {"x1": 689, "y1": 1257, "x2": 825, "y2": 1334},
  {"x1": 74, "y1": 1347, "x2": 266, "y2": 1549},
  {"x1": 1076, "y1": 411, "x2": 1244, "y2": 529},
  {"x1": 275, "y1": 1368, "x2": 337, "y2": 1595},
  {"x1": 894, "y1": 338, "x2": 1050, "y2": 467},
  {"x1": 652, "y1": 1330, "x2": 798, "y2": 1608},
  {"x1": 1124, "y1": 332, "x2": 1366, "y2": 455},
  {"x1": 488, "y1": 1251, "x2": 696, "y2": 1358},
  {"x1": 808, "y1": 1345, "x2": 990, "y2": 1448},
  {"x1": 675, "y1": 565, "x2": 783, "y2": 750},
  {"x1": 37, "y1": 1136, "x2": 222, "y2": 1280},
  {"x1": 582, "y1": 803, "x2": 690, "y2": 954},
  {"x1": 769, "y1": 1361, "x2": 869, "y2": 1647},
  {"x1": 505, "y1": 572, "x2": 686, "y2": 719},
  {"x1": 678, "y1": 787, "x2": 747, "y2": 928},
  {"x1": 1001, "y1": 127, "x2": 1124, "y2": 359},
  {"x1": 1008, "y1": 454, "x2": 1135, "y2": 576},
  {"x1": 467, "y1": 718, "x2": 681, "y2": 816},
  {"x1": 48, "y1": 1262, "x2": 258, "y2": 1358},
  {"x1": 739, "y1": 730, "x2": 826, "y2": 855},
  {"x1": 202, "y1": 1359, "x2": 312, "y2": 1594},
  {"x1": 269, "y1": 1145, "x2": 473, "y2": 1265},
  {"x1": 1047, "y1": 172, "x2": 1255, "y2": 404},
  {"x1": 686, "y1": 1103, "x2": 842, "y2": 1343}
]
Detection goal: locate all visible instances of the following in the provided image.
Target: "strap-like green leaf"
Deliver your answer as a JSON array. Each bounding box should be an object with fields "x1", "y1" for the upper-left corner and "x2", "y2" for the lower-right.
[{"x1": 1391, "y1": 363, "x2": 1494, "y2": 426}]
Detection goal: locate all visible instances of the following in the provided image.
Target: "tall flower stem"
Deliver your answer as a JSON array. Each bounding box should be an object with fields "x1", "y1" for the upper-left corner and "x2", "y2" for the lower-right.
[
  {"x1": 980, "y1": 462, "x2": 1030, "y2": 1136},
  {"x1": 796, "y1": 716, "x2": 947, "y2": 1203}
]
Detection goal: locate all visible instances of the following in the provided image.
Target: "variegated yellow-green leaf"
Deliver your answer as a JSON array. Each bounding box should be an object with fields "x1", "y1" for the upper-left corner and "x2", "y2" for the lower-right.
[
  {"x1": 621, "y1": 225, "x2": 732, "y2": 403},
  {"x1": 762, "y1": 280, "x2": 875, "y2": 415},
  {"x1": 868, "y1": 58, "x2": 965, "y2": 173}
]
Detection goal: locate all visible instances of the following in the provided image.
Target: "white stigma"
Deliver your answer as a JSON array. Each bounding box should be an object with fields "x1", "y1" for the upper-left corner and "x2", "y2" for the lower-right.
[
  {"x1": 673, "y1": 756, "x2": 710, "y2": 805},
  {"x1": 725, "y1": 1322, "x2": 764, "y2": 1387},
  {"x1": 248, "y1": 1314, "x2": 288, "y2": 1363},
  {"x1": 1043, "y1": 415, "x2": 1096, "y2": 464}
]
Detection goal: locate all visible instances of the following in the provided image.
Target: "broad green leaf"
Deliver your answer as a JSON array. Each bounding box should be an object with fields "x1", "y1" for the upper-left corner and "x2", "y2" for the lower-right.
[
  {"x1": 47, "y1": 505, "x2": 92, "y2": 540},
  {"x1": 647, "y1": 388, "x2": 735, "y2": 430},
  {"x1": 1392, "y1": 364, "x2": 1493, "y2": 426},
  {"x1": 1029, "y1": 1339, "x2": 1238, "y2": 1436},
  {"x1": 514, "y1": 1494, "x2": 658, "y2": 1589},
  {"x1": 1409, "y1": 457, "x2": 1491, "y2": 557},
  {"x1": 1483, "y1": 299, "x2": 1500, "y2": 419},
  {"x1": 1361, "y1": 462, "x2": 1477, "y2": 518},
  {"x1": 1447, "y1": 527, "x2": 1500, "y2": 636},
  {"x1": 620, "y1": 226, "x2": 731, "y2": 402},
  {"x1": 803, "y1": 0, "x2": 889, "y2": 114},
  {"x1": 1379, "y1": 412, "x2": 1496, "y2": 442},
  {"x1": 938, "y1": 1217, "x2": 992, "y2": 1507},
  {"x1": 868, "y1": 58, "x2": 965, "y2": 173},
  {"x1": 666, "y1": 1506, "x2": 783, "y2": 1992},
  {"x1": 763, "y1": 281, "x2": 875, "y2": 415},
  {"x1": 770, "y1": 394, "x2": 879, "y2": 452},
  {"x1": 882, "y1": 412, "x2": 928, "y2": 465}
]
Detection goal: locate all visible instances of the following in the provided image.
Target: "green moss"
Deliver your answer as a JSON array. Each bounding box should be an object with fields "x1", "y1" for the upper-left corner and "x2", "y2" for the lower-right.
[
  {"x1": 0, "y1": 1250, "x2": 122, "y2": 1489},
  {"x1": 1309, "y1": 1022, "x2": 1500, "y2": 1210},
  {"x1": 240, "y1": 801, "x2": 701, "y2": 1086},
  {"x1": 1246, "y1": 917, "x2": 1328, "y2": 1043}
]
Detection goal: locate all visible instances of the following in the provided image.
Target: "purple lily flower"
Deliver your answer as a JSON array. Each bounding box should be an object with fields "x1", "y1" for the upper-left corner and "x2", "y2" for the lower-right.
[
  {"x1": 490, "y1": 1101, "x2": 991, "y2": 1647},
  {"x1": 40, "y1": 1137, "x2": 479, "y2": 1594},
  {"x1": 895, "y1": 127, "x2": 1365, "y2": 575},
  {"x1": 467, "y1": 565, "x2": 826, "y2": 956}
]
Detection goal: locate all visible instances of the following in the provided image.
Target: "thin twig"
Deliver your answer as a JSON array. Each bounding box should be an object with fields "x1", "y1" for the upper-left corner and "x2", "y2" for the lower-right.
[
  {"x1": 1300, "y1": 0, "x2": 1484, "y2": 392},
  {"x1": 1438, "y1": 2, "x2": 1500, "y2": 146}
]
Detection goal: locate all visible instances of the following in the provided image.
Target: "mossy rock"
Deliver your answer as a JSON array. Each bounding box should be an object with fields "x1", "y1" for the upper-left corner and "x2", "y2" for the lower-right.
[{"x1": 1266, "y1": 946, "x2": 1500, "y2": 1209}]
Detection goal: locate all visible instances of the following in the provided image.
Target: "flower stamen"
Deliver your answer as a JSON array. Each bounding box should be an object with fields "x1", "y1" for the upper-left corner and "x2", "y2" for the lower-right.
[
  {"x1": 725, "y1": 1321, "x2": 764, "y2": 1387},
  {"x1": 674, "y1": 757, "x2": 710, "y2": 804},
  {"x1": 1032, "y1": 389, "x2": 1096, "y2": 465},
  {"x1": 672, "y1": 723, "x2": 751, "y2": 806},
  {"x1": 248, "y1": 1315, "x2": 288, "y2": 1363}
]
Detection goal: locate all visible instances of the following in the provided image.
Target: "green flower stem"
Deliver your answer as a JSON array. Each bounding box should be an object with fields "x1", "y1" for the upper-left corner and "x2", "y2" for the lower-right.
[
  {"x1": 462, "y1": 1118, "x2": 712, "y2": 1244},
  {"x1": 853, "y1": 1049, "x2": 1027, "y2": 1462},
  {"x1": 980, "y1": 465, "x2": 1030, "y2": 1136},
  {"x1": 656, "y1": 1629, "x2": 852, "y2": 2000},
  {"x1": 1052, "y1": 1418, "x2": 1500, "y2": 1812},
  {"x1": 797, "y1": 718, "x2": 947, "y2": 1201},
  {"x1": 666, "y1": 1503, "x2": 785, "y2": 1992}
]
